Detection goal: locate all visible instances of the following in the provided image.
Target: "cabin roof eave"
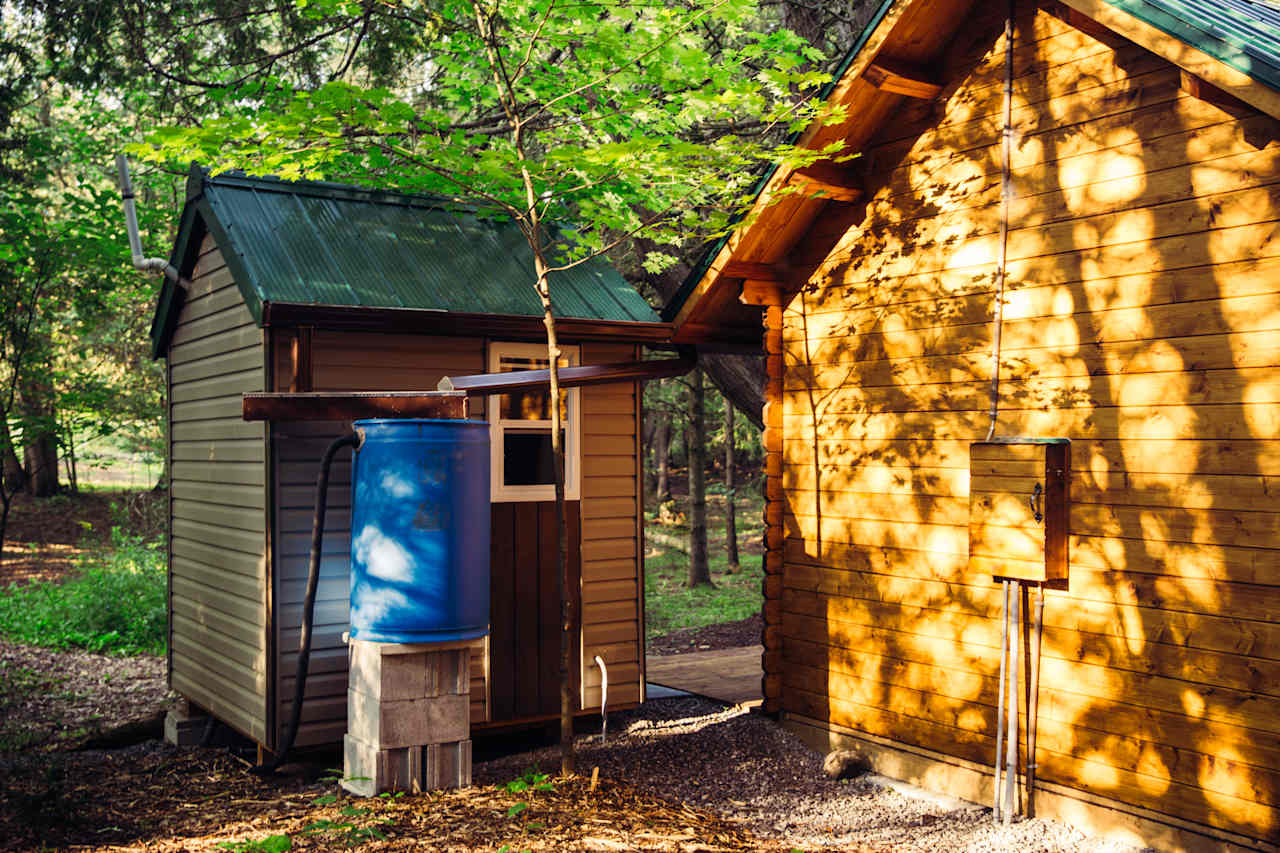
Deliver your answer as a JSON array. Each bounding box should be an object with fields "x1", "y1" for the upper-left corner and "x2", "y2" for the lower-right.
[{"x1": 666, "y1": 0, "x2": 1280, "y2": 345}]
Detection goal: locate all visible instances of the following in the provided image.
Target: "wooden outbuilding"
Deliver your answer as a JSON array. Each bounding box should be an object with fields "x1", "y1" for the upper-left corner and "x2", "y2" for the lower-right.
[
  {"x1": 152, "y1": 168, "x2": 673, "y2": 754},
  {"x1": 669, "y1": 0, "x2": 1280, "y2": 849}
]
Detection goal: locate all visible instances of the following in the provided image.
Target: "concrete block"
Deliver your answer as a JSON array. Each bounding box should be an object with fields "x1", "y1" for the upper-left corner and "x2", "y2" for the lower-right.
[
  {"x1": 164, "y1": 706, "x2": 208, "y2": 748},
  {"x1": 342, "y1": 735, "x2": 472, "y2": 796},
  {"x1": 424, "y1": 740, "x2": 471, "y2": 789},
  {"x1": 348, "y1": 690, "x2": 470, "y2": 748},
  {"x1": 342, "y1": 735, "x2": 412, "y2": 796},
  {"x1": 348, "y1": 642, "x2": 469, "y2": 701},
  {"x1": 348, "y1": 640, "x2": 428, "y2": 701},
  {"x1": 424, "y1": 648, "x2": 470, "y2": 698}
]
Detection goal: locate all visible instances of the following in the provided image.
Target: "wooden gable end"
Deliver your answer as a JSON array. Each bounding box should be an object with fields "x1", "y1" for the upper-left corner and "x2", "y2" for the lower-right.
[{"x1": 772, "y1": 3, "x2": 1280, "y2": 848}]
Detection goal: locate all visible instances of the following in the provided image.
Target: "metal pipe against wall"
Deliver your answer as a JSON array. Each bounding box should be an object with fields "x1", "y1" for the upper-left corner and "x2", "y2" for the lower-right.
[
  {"x1": 992, "y1": 579, "x2": 1010, "y2": 823},
  {"x1": 115, "y1": 155, "x2": 181, "y2": 282},
  {"x1": 1026, "y1": 585, "x2": 1046, "y2": 816},
  {"x1": 1003, "y1": 584, "x2": 1021, "y2": 825},
  {"x1": 594, "y1": 655, "x2": 609, "y2": 744}
]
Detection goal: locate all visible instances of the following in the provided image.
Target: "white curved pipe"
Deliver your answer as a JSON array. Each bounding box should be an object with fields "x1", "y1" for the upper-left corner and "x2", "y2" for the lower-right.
[
  {"x1": 594, "y1": 654, "x2": 608, "y2": 744},
  {"x1": 115, "y1": 154, "x2": 180, "y2": 281}
]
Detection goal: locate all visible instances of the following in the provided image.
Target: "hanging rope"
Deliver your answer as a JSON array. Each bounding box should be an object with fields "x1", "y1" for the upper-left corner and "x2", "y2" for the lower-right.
[{"x1": 986, "y1": 0, "x2": 1016, "y2": 441}]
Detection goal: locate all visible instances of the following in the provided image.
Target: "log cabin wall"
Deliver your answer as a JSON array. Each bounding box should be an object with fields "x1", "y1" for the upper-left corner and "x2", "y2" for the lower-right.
[
  {"x1": 779, "y1": 5, "x2": 1280, "y2": 847},
  {"x1": 269, "y1": 333, "x2": 643, "y2": 747},
  {"x1": 168, "y1": 233, "x2": 270, "y2": 744}
]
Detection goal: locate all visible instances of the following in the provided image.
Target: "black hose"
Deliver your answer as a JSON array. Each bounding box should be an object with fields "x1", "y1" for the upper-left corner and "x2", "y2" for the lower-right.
[{"x1": 253, "y1": 430, "x2": 361, "y2": 774}]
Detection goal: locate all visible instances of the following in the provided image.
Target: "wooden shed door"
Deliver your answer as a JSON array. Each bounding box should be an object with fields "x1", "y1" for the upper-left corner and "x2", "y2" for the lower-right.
[{"x1": 488, "y1": 501, "x2": 581, "y2": 721}]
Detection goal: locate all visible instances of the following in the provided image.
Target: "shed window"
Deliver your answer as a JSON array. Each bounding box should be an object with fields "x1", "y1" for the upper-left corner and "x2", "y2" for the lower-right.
[{"x1": 488, "y1": 342, "x2": 581, "y2": 502}]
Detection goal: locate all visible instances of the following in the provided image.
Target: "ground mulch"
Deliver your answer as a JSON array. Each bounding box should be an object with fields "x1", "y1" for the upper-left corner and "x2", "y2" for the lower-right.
[
  {"x1": 0, "y1": 639, "x2": 170, "y2": 752},
  {"x1": 0, "y1": 737, "x2": 799, "y2": 852},
  {"x1": 647, "y1": 614, "x2": 762, "y2": 656}
]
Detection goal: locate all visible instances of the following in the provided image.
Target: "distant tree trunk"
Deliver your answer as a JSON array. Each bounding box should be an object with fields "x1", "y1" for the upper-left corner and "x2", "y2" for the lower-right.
[
  {"x1": 687, "y1": 367, "x2": 712, "y2": 588},
  {"x1": 654, "y1": 409, "x2": 671, "y2": 502},
  {"x1": 0, "y1": 418, "x2": 25, "y2": 495},
  {"x1": 22, "y1": 405, "x2": 59, "y2": 497},
  {"x1": 61, "y1": 419, "x2": 79, "y2": 493},
  {"x1": 724, "y1": 402, "x2": 740, "y2": 573}
]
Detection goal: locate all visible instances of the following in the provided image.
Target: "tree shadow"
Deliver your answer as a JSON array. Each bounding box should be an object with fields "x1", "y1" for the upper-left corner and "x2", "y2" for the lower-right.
[{"x1": 779, "y1": 2, "x2": 1280, "y2": 844}]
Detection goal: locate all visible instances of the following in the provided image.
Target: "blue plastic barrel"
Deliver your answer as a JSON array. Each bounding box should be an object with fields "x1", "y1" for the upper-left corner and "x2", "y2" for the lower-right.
[{"x1": 348, "y1": 419, "x2": 490, "y2": 643}]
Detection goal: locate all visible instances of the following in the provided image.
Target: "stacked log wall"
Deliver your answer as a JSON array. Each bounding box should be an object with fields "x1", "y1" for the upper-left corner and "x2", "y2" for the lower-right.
[{"x1": 779, "y1": 7, "x2": 1280, "y2": 844}]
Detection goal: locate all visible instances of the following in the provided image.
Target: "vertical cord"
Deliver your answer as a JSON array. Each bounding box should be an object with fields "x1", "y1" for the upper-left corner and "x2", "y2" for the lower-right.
[{"x1": 986, "y1": 0, "x2": 1016, "y2": 441}]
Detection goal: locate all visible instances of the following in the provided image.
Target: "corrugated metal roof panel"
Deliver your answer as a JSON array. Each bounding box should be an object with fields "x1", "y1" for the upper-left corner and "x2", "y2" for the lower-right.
[
  {"x1": 196, "y1": 172, "x2": 659, "y2": 323},
  {"x1": 1110, "y1": 0, "x2": 1280, "y2": 92}
]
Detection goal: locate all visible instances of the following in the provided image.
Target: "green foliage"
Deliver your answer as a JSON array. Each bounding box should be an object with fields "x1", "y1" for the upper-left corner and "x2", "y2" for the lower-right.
[
  {"x1": 134, "y1": 0, "x2": 841, "y2": 274},
  {"x1": 302, "y1": 803, "x2": 395, "y2": 847},
  {"x1": 504, "y1": 768, "x2": 554, "y2": 822},
  {"x1": 504, "y1": 769, "x2": 554, "y2": 796},
  {"x1": 0, "y1": 526, "x2": 166, "y2": 655},
  {"x1": 645, "y1": 489, "x2": 764, "y2": 638},
  {"x1": 645, "y1": 549, "x2": 762, "y2": 639},
  {"x1": 218, "y1": 836, "x2": 293, "y2": 853}
]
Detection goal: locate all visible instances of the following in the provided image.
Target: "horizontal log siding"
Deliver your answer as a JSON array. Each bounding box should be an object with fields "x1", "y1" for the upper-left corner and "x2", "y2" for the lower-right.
[
  {"x1": 168, "y1": 235, "x2": 269, "y2": 744},
  {"x1": 780, "y1": 8, "x2": 1280, "y2": 845},
  {"x1": 270, "y1": 334, "x2": 487, "y2": 747},
  {"x1": 579, "y1": 343, "x2": 643, "y2": 710}
]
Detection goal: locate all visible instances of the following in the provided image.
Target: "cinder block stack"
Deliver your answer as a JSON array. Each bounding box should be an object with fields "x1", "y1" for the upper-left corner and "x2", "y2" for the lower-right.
[{"x1": 342, "y1": 641, "x2": 472, "y2": 797}]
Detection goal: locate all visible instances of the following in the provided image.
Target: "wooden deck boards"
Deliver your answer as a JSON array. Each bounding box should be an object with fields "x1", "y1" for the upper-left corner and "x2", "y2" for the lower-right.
[{"x1": 646, "y1": 646, "x2": 763, "y2": 707}]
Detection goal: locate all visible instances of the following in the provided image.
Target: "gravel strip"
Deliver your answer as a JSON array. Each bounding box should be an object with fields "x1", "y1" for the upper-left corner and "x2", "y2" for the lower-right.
[{"x1": 477, "y1": 696, "x2": 1150, "y2": 852}]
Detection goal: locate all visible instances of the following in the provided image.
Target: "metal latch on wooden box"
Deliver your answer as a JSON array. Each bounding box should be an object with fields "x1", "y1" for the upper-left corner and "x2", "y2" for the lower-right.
[{"x1": 968, "y1": 438, "x2": 1070, "y2": 585}]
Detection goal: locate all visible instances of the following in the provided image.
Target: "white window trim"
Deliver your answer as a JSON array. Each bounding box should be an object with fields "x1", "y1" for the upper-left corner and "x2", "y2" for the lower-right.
[{"x1": 488, "y1": 341, "x2": 581, "y2": 502}]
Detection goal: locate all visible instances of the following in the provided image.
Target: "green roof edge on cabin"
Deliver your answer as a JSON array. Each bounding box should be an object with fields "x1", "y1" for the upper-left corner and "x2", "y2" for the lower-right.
[
  {"x1": 150, "y1": 166, "x2": 661, "y2": 359},
  {"x1": 1110, "y1": 0, "x2": 1280, "y2": 93},
  {"x1": 660, "y1": 0, "x2": 1280, "y2": 325}
]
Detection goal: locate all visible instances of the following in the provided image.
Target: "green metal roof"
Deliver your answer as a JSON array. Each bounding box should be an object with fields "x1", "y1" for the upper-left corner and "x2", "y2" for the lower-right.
[
  {"x1": 1110, "y1": 0, "x2": 1280, "y2": 93},
  {"x1": 152, "y1": 168, "x2": 659, "y2": 356}
]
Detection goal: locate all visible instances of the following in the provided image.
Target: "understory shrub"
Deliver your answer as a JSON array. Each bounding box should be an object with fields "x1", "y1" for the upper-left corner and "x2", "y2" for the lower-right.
[{"x1": 0, "y1": 528, "x2": 166, "y2": 655}]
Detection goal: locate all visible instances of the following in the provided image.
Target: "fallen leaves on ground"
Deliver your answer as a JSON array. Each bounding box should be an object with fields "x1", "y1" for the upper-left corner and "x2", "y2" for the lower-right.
[{"x1": 0, "y1": 742, "x2": 804, "y2": 852}]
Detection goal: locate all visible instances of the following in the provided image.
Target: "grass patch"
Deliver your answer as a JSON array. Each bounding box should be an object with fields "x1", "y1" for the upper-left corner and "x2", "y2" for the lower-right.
[
  {"x1": 0, "y1": 527, "x2": 166, "y2": 656},
  {"x1": 644, "y1": 551, "x2": 762, "y2": 639},
  {"x1": 644, "y1": 491, "x2": 765, "y2": 640}
]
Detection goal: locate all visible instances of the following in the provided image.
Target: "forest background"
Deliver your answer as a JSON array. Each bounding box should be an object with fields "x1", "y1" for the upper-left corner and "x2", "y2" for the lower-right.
[{"x1": 0, "y1": 0, "x2": 879, "y2": 596}]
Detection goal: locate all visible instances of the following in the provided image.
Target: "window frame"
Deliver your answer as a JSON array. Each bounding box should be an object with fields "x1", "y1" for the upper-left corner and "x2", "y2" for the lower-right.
[{"x1": 487, "y1": 341, "x2": 582, "y2": 502}]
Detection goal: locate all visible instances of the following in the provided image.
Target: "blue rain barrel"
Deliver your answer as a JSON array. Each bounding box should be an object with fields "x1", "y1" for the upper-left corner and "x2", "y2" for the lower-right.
[{"x1": 348, "y1": 419, "x2": 490, "y2": 644}]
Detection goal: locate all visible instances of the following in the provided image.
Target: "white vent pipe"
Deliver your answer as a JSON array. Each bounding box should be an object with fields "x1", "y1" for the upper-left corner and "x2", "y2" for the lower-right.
[
  {"x1": 115, "y1": 154, "x2": 180, "y2": 282},
  {"x1": 594, "y1": 654, "x2": 608, "y2": 744}
]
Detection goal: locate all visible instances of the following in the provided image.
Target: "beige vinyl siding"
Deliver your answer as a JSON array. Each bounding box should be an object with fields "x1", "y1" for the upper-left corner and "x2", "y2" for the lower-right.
[
  {"x1": 779, "y1": 8, "x2": 1280, "y2": 844},
  {"x1": 168, "y1": 234, "x2": 269, "y2": 744},
  {"x1": 270, "y1": 334, "x2": 487, "y2": 746},
  {"x1": 579, "y1": 342, "x2": 643, "y2": 710}
]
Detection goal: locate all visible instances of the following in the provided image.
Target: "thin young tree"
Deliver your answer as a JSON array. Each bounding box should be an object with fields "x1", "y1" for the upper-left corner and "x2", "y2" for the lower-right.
[{"x1": 140, "y1": 0, "x2": 839, "y2": 774}]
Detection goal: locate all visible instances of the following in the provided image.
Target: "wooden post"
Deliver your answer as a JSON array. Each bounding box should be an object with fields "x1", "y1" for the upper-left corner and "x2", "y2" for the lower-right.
[{"x1": 742, "y1": 278, "x2": 786, "y2": 716}]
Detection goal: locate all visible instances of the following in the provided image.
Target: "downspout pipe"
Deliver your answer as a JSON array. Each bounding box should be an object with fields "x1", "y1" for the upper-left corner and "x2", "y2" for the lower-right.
[{"x1": 115, "y1": 154, "x2": 181, "y2": 282}]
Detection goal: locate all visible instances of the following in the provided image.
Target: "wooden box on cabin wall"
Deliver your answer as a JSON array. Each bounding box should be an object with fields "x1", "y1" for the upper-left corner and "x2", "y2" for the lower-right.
[{"x1": 968, "y1": 439, "x2": 1070, "y2": 585}]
